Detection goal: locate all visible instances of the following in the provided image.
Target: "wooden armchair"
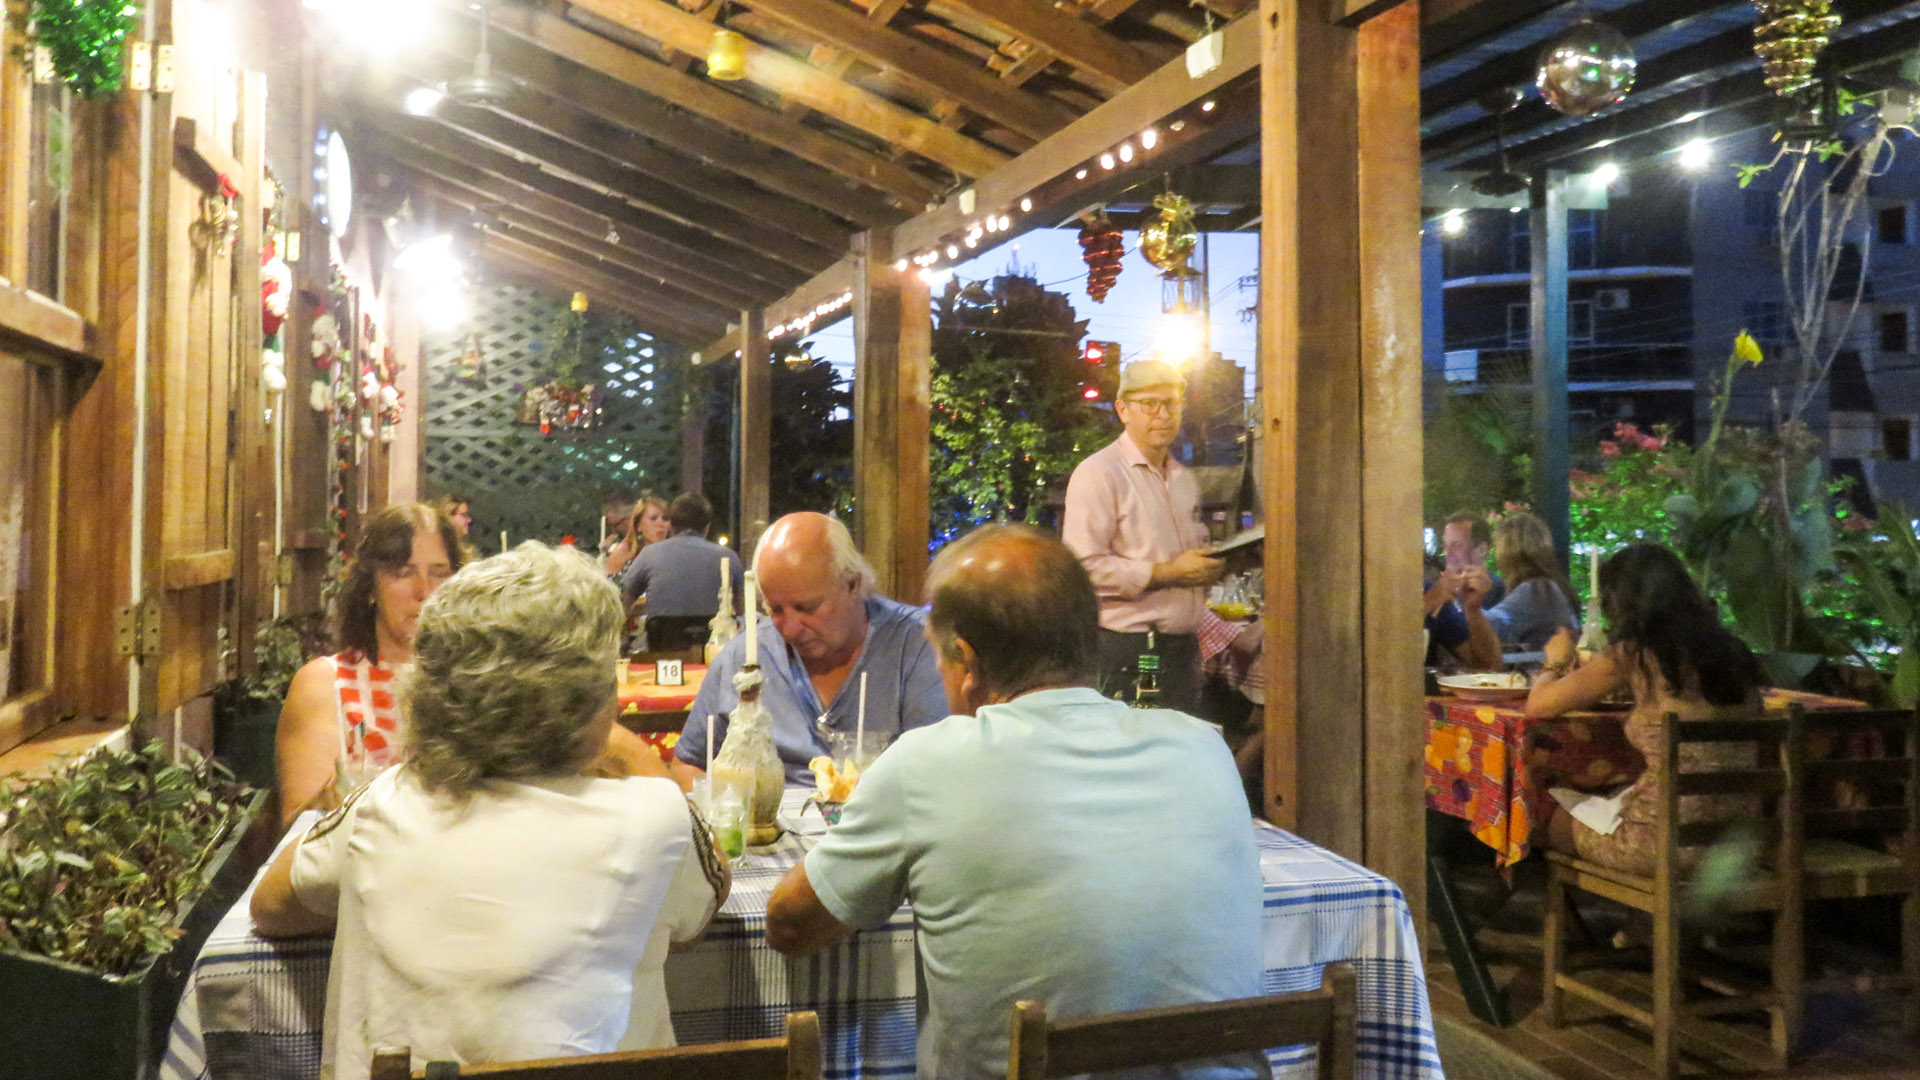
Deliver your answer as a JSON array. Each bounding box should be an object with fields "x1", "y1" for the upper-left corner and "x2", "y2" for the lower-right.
[
  {"x1": 369, "y1": 1011, "x2": 820, "y2": 1080},
  {"x1": 1542, "y1": 705, "x2": 1920, "y2": 1079},
  {"x1": 1006, "y1": 964, "x2": 1356, "y2": 1080}
]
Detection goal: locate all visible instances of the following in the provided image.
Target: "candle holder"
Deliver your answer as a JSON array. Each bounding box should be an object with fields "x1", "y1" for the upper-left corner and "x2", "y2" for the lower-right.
[{"x1": 708, "y1": 665, "x2": 785, "y2": 847}]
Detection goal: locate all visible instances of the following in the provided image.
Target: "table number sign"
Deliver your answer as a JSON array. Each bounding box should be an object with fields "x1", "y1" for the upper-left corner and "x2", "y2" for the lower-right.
[{"x1": 656, "y1": 658, "x2": 685, "y2": 686}]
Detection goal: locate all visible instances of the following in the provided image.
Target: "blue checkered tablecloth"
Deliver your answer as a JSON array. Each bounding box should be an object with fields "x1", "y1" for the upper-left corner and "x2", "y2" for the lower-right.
[{"x1": 160, "y1": 790, "x2": 1442, "y2": 1080}]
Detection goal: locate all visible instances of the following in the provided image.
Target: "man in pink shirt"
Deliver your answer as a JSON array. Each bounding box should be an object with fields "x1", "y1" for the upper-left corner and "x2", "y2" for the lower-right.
[{"x1": 1062, "y1": 358, "x2": 1224, "y2": 711}]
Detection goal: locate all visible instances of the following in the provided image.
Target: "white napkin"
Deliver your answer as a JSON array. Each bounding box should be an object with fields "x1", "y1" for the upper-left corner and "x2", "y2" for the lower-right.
[{"x1": 1549, "y1": 785, "x2": 1628, "y2": 836}]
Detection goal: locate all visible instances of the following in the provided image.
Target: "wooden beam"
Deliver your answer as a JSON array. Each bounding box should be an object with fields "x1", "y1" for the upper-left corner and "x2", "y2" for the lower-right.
[
  {"x1": 566, "y1": 0, "x2": 1010, "y2": 177},
  {"x1": 734, "y1": 0, "x2": 1076, "y2": 140},
  {"x1": 994, "y1": 0, "x2": 1149, "y2": 88},
  {"x1": 450, "y1": 2, "x2": 934, "y2": 213},
  {"x1": 481, "y1": 230, "x2": 737, "y2": 330},
  {"x1": 355, "y1": 124, "x2": 791, "y2": 303},
  {"x1": 1259, "y1": 0, "x2": 1423, "y2": 920},
  {"x1": 935, "y1": 0, "x2": 1159, "y2": 90},
  {"x1": 351, "y1": 114, "x2": 807, "y2": 293},
  {"x1": 782, "y1": 0, "x2": 907, "y2": 118},
  {"x1": 1336, "y1": 0, "x2": 1416, "y2": 24},
  {"x1": 393, "y1": 51, "x2": 858, "y2": 247},
  {"x1": 422, "y1": 100, "x2": 838, "y2": 271},
  {"x1": 738, "y1": 307, "x2": 771, "y2": 557},
  {"x1": 480, "y1": 242, "x2": 720, "y2": 345},
  {"x1": 852, "y1": 228, "x2": 930, "y2": 604},
  {"x1": 895, "y1": 11, "x2": 1257, "y2": 256},
  {"x1": 698, "y1": 257, "x2": 858, "y2": 361},
  {"x1": 396, "y1": 168, "x2": 769, "y2": 312}
]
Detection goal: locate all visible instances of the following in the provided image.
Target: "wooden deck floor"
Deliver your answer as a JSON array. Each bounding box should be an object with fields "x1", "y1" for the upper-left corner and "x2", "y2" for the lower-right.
[{"x1": 1426, "y1": 862, "x2": 1920, "y2": 1080}]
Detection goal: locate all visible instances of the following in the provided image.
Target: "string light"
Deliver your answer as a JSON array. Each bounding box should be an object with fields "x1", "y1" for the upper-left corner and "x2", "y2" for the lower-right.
[
  {"x1": 1141, "y1": 128, "x2": 1158, "y2": 150},
  {"x1": 1591, "y1": 161, "x2": 1620, "y2": 186},
  {"x1": 1679, "y1": 138, "x2": 1712, "y2": 171},
  {"x1": 1441, "y1": 209, "x2": 1466, "y2": 236},
  {"x1": 1118, "y1": 142, "x2": 1134, "y2": 163},
  {"x1": 1019, "y1": 196, "x2": 1033, "y2": 212},
  {"x1": 1201, "y1": 100, "x2": 1216, "y2": 112},
  {"x1": 894, "y1": 258, "x2": 909, "y2": 272},
  {"x1": 947, "y1": 244, "x2": 960, "y2": 258},
  {"x1": 1076, "y1": 168, "x2": 1089, "y2": 179},
  {"x1": 1099, "y1": 152, "x2": 1115, "y2": 170}
]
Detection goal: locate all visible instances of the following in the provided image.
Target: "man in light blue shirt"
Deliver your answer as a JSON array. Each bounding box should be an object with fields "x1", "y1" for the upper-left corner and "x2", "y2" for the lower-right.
[
  {"x1": 673, "y1": 512, "x2": 947, "y2": 785},
  {"x1": 765, "y1": 525, "x2": 1265, "y2": 1080}
]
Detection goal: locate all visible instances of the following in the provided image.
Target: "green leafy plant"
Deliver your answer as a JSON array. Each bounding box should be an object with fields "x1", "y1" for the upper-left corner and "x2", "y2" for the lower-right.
[
  {"x1": 0, "y1": 742, "x2": 252, "y2": 974},
  {"x1": 1567, "y1": 422, "x2": 1690, "y2": 601},
  {"x1": 6, "y1": 0, "x2": 142, "y2": 98},
  {"x1": 215, "y1": 613, "x2": 327, "y2": 711}
]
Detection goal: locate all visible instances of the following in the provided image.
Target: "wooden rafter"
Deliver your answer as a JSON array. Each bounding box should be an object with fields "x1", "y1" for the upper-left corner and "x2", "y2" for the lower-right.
[
  {"x1": 931, "y1": 0, "x2": 1158, "y2": 91},
  {"x1": 784, "y1": 0, "x2": 907, "y2": 118},
  {"x1": 392, "y1": 51, "x2": 859, "y2": 245},
  {"x1": 483, "y1": 3, "x2": 943, "y2": 207},
  {"x1": 698, "y1": 257, "x2": 859, "y2": 361},
  {"x1": 352, "y1": 117, "x2": 805, "y2": 295},
  {"x1": 731, "y1": 0, "x2": 1075, "y2": 140},
  {"x1": 415, "y1": 100, "x2": 837, "y2": 271},
  {"x1": 356, "y1": 124, "x2": 788, "y2": 305},
  {"x1": 480, "y1": 227, "x2": 739, "y2": 328},
  {"x1": 563, "y1": 0, "x2": 1011, "y2": 177},
  {"x1": 995, "y1": 0, "x2": 1148, "y2": 88},
  {"x1": 480, "y1": 243, "x2": 718, "y2": 345},
  {"x1": 398, "y1": 168, "x2": 769, "y2": 312}
]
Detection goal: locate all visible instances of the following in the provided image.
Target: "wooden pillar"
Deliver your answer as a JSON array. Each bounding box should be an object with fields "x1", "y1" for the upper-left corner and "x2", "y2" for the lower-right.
[
  {"x1": 853, "y1": 229, "x2": 931, "y2": 601},
  {"x1": 1260, "y1": 0, "x2": 1425, "y2": 921},
  {"x1": 680, "y1": 381, "x2": 706, "y2": 496},
  {"x1": 738, "y1": 308, "x2": 770, "y2": 557},
  {"x1": 1529, "y1": 170, "x2": 1571, "y2": 561},
  {"x1": 231, "y1": 72, "x2": 269, "y2": 674}
]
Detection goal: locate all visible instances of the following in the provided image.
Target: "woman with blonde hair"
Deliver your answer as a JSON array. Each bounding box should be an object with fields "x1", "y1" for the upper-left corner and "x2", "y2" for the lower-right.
[
  {"x1": 1483, "y1": 510, "x2": 1579, "y2": 651},
  {"x1": 252, "y1": 543, "x2": 728, "y2": 1077}
]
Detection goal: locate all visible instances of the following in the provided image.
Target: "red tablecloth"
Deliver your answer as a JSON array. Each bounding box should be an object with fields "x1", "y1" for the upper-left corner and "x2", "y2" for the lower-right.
[
  {"x1": 618, "y1": 664, "x2": 707, "y2": 762},
  {"x1": 1425, "y1": 687, "x2": 1864, "y2": 866}
]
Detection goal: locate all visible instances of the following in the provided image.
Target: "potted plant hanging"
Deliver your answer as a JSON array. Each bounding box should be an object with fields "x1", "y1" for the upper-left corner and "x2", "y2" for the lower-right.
[{"x1": 0, "y1": 741, "x2": 265, "y2": 1080}]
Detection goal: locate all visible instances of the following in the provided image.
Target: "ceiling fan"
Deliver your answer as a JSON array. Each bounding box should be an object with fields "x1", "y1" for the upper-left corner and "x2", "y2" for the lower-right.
[{"x1": 447, "y1": 0, "x2": 512, "y2": 107}]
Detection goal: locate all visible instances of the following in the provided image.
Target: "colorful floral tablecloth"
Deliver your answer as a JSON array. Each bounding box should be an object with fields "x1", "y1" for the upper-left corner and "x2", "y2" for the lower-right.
[
  {"x1": 1424, "y1": 688, "x2": 1863, "y2": 866},
  {"x1": 619, "y1": 664, "x2": 706, "y2": 762}
]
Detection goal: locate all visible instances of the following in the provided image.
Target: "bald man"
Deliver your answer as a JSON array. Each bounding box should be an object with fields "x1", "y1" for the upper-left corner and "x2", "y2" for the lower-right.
[
  {"x1": 672, "y1": 512, "x2": 947, "y2": 785},
  {"x1": 766, "y1": 525, "x2": 1264, "y2": 1080}
]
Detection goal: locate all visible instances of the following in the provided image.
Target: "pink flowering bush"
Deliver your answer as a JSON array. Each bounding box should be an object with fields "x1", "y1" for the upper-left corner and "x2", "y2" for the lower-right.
[{"x1": 1568, "y1": 422, "x2": 1692, "y2": 603}]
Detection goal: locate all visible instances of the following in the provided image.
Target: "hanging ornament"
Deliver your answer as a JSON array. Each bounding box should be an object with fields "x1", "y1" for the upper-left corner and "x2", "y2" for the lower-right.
[
  {"x1": 10, "y1": 0, "x2": 144, "y2": 98},
  {"x1": 1535, "y1": 21, "x2": 1637, "y2": 117},
  {"x1": 1077, "y1": 213, "x2": 1124, "y2": 303},
  {"x1": 453, "y1": 331, "x2": 487, "y2": 384},
  {"x1": 1750, "y1": 1, "x2": 1840, "y2": 98},
  {"x1": 261, "y1": 241, "x2": 292, "y2": 337},
  {"x1": 1142, "y1": 192, "x2": 1204, "y2": 314}
]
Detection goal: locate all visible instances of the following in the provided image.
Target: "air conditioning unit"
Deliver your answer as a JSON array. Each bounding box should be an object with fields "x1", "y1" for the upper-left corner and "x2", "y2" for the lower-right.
[{"x1": 1594, "y1": 288, "x2": 1630, "y2": 311}]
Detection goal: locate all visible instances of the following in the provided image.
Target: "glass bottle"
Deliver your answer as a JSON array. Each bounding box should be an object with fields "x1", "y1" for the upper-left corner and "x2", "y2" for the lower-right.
[
  {"x1": 709, "y1": 666, "x2": 785, "y2": 846},
  {"x1": 1130, "y1": 627, "x2": 1163, "y2": 709}
]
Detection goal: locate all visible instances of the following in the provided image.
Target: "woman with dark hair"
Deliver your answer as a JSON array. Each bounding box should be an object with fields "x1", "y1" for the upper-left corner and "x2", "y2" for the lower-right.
[
  {"x1": 1527, "y1": 543, "x2": 1763, "y2": 874},
  {"x1": 1484, "y1": 511, "x2": 1579, "y2": 651},
  {"x1": 274, "y1": 503, "x2": 464, "y2": 828}
]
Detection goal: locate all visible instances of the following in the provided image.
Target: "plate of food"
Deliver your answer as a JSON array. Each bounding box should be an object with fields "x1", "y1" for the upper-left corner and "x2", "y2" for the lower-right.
[{"x1": 1437, "y1": 672, "x2": 1530, "y2": 702}]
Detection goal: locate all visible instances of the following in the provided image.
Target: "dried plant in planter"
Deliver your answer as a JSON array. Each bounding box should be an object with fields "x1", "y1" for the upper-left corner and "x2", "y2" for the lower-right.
[{"x1": 0, "y1": 741, "x2": 253, "y2": 975}]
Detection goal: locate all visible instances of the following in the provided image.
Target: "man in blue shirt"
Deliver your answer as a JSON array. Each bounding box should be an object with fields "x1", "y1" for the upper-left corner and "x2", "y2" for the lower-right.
[
  {"x1": 765, "y1": 524, "x2": 1265, "y2": 1080},
  {"x1": 620, "y1": 492, "x2": 744, "y2": 651},
  {"x1": 673, "y1": 512, "x2": 947, "y2": 785}
]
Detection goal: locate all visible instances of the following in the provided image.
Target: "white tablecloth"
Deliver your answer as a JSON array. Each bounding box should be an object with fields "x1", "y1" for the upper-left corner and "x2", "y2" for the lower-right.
[{"x1": 160, "y1": 789, "x2": 1442, "y2": 1079}]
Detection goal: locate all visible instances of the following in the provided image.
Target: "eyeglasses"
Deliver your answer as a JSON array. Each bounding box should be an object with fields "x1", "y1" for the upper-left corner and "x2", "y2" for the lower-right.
[{"x1": 1121, "y1": 395, "x2": 1180, "y2": 416}]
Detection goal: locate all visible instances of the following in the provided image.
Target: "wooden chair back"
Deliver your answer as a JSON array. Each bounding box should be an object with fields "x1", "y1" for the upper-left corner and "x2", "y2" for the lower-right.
[
  {"x1": 629, "y1": 647, "x2": 706, "y2": 666},
  {"x1": 1006, "y1": 964, "x2": 1356, "y2": 1080},
  {"x1": 1656, "y1": 706, "x2": 1798, "y2": 893},
  {"x1": 369, "y1": 1011, "x2": 821, "y2": 1080},
  {"x1": 1793, "y1": 706, "x2": 1920, "y2": 848}
]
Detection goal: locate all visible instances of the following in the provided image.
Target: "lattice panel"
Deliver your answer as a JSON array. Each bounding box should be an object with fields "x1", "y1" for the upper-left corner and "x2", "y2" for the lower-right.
[{"x1": 422, "y1": 281, "x2": 685, "y2": 546}]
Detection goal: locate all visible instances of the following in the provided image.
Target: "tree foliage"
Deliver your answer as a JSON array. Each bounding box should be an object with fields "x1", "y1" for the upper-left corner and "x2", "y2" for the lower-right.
[{"x1": 928, "y1": 276, "x2": 1111, "y2": 546}]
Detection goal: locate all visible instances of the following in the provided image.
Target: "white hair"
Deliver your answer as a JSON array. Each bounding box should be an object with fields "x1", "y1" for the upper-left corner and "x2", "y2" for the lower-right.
[{"x1": 754, "y1": 514, "x2": 875, "y2": 597}]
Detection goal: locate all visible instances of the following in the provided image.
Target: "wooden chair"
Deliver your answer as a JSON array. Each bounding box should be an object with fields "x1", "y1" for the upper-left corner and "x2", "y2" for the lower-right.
[
  {"x1": 369, "y1": 1010, "x2": 821, "y2": 1080},
  {"x1": 629, "y1": 647, "x2": 705, "y2": 666},
  {"x1": 1542, "y1": 705, "x2": 1920, "y2": 1079},
  {"x1": 1006, "y1": 964, "x2": 1356, "y2": 1080}
]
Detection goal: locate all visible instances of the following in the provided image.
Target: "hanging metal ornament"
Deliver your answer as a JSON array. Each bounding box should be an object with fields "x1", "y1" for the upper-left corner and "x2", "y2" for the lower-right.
[
  {"x1": 1750, "y1": 0, "x2": 1841, "y2": 98},
  {"x1": 1535, "y1": 20, "x2": 1637, "y2": 117},
  {"x1": 1077, "y1": 213, "x2": 1124, "y2": 303},
  {"x1": 1141, "y1": 191, "x2": 1203, "y2": 313}
]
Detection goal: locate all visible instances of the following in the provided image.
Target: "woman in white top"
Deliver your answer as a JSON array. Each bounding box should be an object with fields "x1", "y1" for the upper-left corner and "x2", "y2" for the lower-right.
[
  {"x1": 275, "y1": 503, "x2": 464, "y2": 829},
  {"x1": 252, "y1": 543, "x2": 731, "y2": 1079}
]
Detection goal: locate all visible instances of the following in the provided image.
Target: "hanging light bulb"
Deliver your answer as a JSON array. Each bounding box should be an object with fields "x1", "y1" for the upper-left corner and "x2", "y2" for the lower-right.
[{"x1": 707, "y1": 28, "x2": 748, "y2": 81}]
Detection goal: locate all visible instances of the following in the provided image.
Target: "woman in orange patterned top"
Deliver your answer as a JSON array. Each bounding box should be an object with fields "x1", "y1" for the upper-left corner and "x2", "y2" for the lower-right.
[{"x1": 275, "y1": 503, "x2": 464, "y2": 828}]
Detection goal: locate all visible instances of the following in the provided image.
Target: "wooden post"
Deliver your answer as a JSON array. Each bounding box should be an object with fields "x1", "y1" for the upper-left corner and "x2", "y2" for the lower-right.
[
  {"x1": 853, "y1": 229, "x2": 932, "y2": 601},
  {"x1": 739, "y1": 308, "x2": 770, "y2": 558},
  {"x1": 1260, "y1": 0, "x2": 1425, "y2": 923},
  {"x1": 681, "y1": 382, "x2": 706, "y2": 496},
  {"x1": 231, "y1": 72, "x2": 269, "y2": 675},
  {"x1": 1529, "y1": 169, "x2": 1571, "y2": 562}
]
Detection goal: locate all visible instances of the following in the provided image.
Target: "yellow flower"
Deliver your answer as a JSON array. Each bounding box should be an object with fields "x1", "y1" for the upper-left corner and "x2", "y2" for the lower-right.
[{"x1": 1732, "y1": 331, "x2": 1763, "y2": 366}]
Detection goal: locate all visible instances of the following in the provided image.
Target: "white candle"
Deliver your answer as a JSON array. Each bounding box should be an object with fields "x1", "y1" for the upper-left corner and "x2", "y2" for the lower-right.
[
  {"x1": 743, "y1": 571, "x2": 758, "y2": 667},
  {"x1": 1590, "y1": 545, "x2": 1601, "y2": 602},
  {"x1": 856, "y1": 671, "x2": 868, "y2": 764},
  {"x1": 599, "y1": 514, "x2": 608, "y2": 550},
  {"x1": 500, "y1": 529, "x2": 509, "y2": 553},
  {"x1": 707, "y1": 712, "x2": 715, "y2": 770}
]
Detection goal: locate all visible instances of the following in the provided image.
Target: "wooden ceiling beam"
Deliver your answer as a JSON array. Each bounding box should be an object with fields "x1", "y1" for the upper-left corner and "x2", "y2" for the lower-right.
[
  {"x1": 397, "y1": 168, "x2": 768, "y2": 313},
  {"x1": 564, "y1": 0, "x2": 1011, "y2": 177},
  {"x1": 422, "y1": 101, "x2": 838, "y2": 272},
  {"x1": 730, "y1": 0, "x2": 1075, "y2": 141},
  {"x1": 479, "y1": 246, "x2": 719, "y2": 346},
  {"x1": 995, "y1": 0, "x2": 1148, "y2": 88},
  {"x1": 929, "y1": 0, "x2": 1158, "y2": 91},
  {"x1": 352, "y1": 118, "x2": 805, "y2": 296},
  {"x1": 783, "y1": 0, "x2": 906, "y2": 118},
  {"x1": 443, "y1": 2, "x2": 932, "y2": 214},
  {"x1": 394, "y1": 51, "x2": 858, "y2": 245},
  {"x1": 358, "y1": 125, "x2": 785, "y2": 306},
  {"x1": 698, "y1": 256, "x2": 859, "y2": 361},
  {"x1": 477, "y1": 227, "x2": 739, "y2": 328}
]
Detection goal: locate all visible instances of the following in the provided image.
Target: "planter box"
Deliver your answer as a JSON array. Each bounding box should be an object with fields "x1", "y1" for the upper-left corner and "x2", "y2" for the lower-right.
[{"x1": 0, "y1": 788, "x2": 268, "y2": 1080}]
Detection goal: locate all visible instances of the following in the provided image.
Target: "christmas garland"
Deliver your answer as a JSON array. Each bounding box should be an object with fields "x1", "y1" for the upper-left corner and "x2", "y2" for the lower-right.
[{"x1": 8, "y1": 0, "x2": 143, "y2": 98}]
